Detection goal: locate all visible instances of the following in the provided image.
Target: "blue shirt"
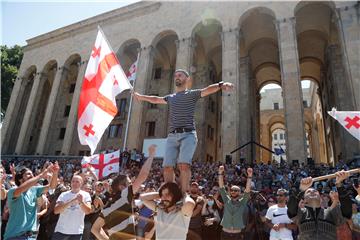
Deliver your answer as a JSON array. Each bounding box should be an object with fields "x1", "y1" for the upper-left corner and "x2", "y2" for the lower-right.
[{"x1": 4, "y1": 185, "x2": 45, "y2": 239}]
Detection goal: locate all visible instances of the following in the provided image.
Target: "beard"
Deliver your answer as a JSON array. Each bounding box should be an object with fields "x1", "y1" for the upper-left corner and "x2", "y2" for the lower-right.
[
  {"x1": 159, "y1": 200, "x2": 172, "y2": 208},
  {"x1": 175, "y1": 79, "x2": 183, "y2": 87}
]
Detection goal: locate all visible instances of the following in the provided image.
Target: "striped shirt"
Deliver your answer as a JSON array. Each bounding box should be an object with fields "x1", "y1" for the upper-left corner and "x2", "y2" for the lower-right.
[
  {"x1": 99, "y1": 185, "x2": 135, "y2": 240},
  {"x1": 164, "y1": 89, "x2": 202, "y2": 132}
]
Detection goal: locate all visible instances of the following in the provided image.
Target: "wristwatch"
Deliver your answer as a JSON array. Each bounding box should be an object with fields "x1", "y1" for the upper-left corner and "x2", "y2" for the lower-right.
[{"x1": 218, "y1": 81, "x2": 224, "y2": 89}]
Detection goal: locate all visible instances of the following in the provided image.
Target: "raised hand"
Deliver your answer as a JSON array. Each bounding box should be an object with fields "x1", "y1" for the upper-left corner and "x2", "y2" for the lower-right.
[
  {"x1": 335, "y1": 170, "x2": 350, "y2": 185},
  {"x1": 300, "y1": 177, "x2": 313, "y2": 192},
  {"x1": 247, "y1": 168, "x2": 253, "y2": 178},
  {"x1": 148, "y1": 144, "x2": 157, "y2": 157},
  {"x1": 329, "y1": 191, "x2": 339, "y2": 203},
  {"x1": 132, "y1": 91, "x2": 141, "y2": 102},
  {"x1": 222, "y1": 82, "x2": 234, "y2": 91},
  {"x1": 219, "y1": 165, "x2": 224, "y2": 175},
  {"x1": 52, "y1": 162, "x2": 60, "y2": 174},
  {"x1": 10, "y1": 163, "x2": 15, "y2": 175}
]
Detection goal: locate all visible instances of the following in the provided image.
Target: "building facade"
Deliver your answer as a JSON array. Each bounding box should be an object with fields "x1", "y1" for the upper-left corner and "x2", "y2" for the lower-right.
[{"x1": 2, "y1": 1, "x2": 360, "y2": 165}]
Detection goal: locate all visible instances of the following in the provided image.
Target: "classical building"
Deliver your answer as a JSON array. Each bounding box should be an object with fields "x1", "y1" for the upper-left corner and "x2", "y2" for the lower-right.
[
  {"x1": 2, "y1": 1, "x2": 359, "y2": 165},
  {"x1": 259, "y1": 86, "x2": 312, "y2": 163}
]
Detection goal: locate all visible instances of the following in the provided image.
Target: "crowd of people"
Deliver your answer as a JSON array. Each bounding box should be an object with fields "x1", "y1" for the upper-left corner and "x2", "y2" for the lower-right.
[
  {"x1": 1, "y1": 149, "x2": 360, "y2": 240},
  {"x1": 1, "y1": 69, "x2": 360, "y2": 240}
]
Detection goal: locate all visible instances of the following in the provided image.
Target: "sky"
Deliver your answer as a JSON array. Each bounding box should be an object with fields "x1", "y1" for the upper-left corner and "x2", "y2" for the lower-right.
[
  {"x1": 1, "y1": 0, "x2": 140, "y2": 46},
  {"x1": 1, "y1": 0, "x2": 311, "y2": 91}
]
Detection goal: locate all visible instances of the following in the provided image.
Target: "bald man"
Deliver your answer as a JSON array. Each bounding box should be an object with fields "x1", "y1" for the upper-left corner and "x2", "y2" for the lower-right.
[{"x1": 52, "y1": 175, "x2": 92, "y2": 240}]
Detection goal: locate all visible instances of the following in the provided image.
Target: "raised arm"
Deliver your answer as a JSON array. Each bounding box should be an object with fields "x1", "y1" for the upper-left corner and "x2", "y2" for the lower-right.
[
  {"x1": 244, "y1": 168, "x2": 253, "y2": 193},
  {"x1": 181, "y1": 193, "x2": 195, "y2": 217},
  {"x1": 201, "y1": 82, "x2": 234, "y2": 98},
  {"x1": 13, "y1": 164, "x2": 53, "y2": 198},
  {"x1": 133, "y1": 91, "x2": 167, "y2": 104},
  {"x1": 218, "y1": 165, "x2": 225, "y2": 188},
  {"x1": 140, "y1": 191, "x2": 159, "y2": 211},
  {"x1": 288, "y1": 177, "x2": 312, "y2": 219},
  {"x1": 335, "y1": 170, "x2": 352, "y2": 219},
  {"x1": 132, "y1": 145, "x2": 157, "y2": 193}
]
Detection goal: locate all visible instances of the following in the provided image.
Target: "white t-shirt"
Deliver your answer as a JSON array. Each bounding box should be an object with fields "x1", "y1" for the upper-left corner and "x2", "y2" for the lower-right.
[
  {"x1": 265, "y1": 204, "x2": 293, "y2": 240},
  {"x1": 155, "y1": 208, "x2": 191, "y2": 240},
  {"x1": 54, "y1": 190, "x2": 91, "y2": 234}
]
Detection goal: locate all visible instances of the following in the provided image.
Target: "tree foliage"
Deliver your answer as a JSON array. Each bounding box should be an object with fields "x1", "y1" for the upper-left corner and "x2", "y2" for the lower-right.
[{"x1": 1, "y1": 45, "x2": 23, "y2": 115}]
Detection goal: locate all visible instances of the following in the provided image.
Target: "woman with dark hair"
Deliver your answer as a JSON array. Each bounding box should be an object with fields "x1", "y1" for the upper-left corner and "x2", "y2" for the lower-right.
[
  {"x1": 140, "y1": 182, "x2": 195, "y2": 240},
  {"x1": 201, "y1": 194, "x2": 221, "y2": 240}
]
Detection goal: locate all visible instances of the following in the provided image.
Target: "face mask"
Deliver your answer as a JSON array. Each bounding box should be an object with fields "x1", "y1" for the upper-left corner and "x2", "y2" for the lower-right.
[{"x1": 207, "y1": 200, "x2": 214, "y2": 206}]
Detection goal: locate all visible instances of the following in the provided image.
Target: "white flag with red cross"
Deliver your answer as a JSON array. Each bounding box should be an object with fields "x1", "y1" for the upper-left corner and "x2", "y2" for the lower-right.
[
  {"x1": 78, "y1": 29, "x2": 132, "y2": 154},
  {"x1": 328, "y1": 108, "x2": 360, "y2": 141},
  {"x1": 126, "y1": 59, "x2": 138, "y2": 83},
  {"x1": 81, "y1": 150, "x2": 120, "y2": 179}
]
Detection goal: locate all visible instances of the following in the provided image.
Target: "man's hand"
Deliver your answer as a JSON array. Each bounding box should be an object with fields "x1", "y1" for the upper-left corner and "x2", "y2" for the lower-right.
[
  {"x1": 329, "y1": 191, "x2": 339, "y2": 204},
  {"x1": 247, "y1": 168, "x2": 253, "y2": 178},
  {"x1": 335, "y1": 170, "x2": 350, "y2": 185},
  {"x1": 196, "y1": 196, "x2": 204, "y2": 204},
  {"x1": 10, "y1": 163, "x2": 16, "y2": 175},
  {"x1": 221, "y1": 82, "x2": 234, "y2": 91},
  {"x1": 219, "y1": 166, "x2": 224, "y2": 175},
  {"x1": 76, "y1": 194, "x2": 84, "y2": 204},
  {"x1": 39, "y1": 164, "x2": 54, "y2": 179},
  {"x1": 52, "y1": 162, "x2": 60, "y2": 174},
  {"x1": 272, "y1": 224, "x2": 281, "y2": 231},
  {"x1": 148, "y1": 144, "x2": 157, "y2": 157},
  {"x1": 300, "y1": 177, "x2": 313, "y2": 192},
  {"x1": 132, "y1": 91, "x2": 141, "y2": 102}
]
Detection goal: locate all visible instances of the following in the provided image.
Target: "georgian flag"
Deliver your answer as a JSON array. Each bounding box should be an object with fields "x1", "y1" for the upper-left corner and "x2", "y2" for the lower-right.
[
  {"x1": 126, "y1": 59, "x2": 138, "y2": 84},
  {"x1": 81, "y1": 150, "x2": 120, "y2": 179},
  {"x1": 328, "y1": 108, "x2": 360, "y2": 141},
  {"x1": 77, "y1": 29, "x2": 132, "y2": 154}
]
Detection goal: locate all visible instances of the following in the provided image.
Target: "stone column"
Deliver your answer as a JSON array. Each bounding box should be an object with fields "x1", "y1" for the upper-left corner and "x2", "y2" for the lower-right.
[
  {"x1": 238, "y1": 56, "x2": 252, "y2": 162},
  {"x1": 61, "y1": 62, "x2": 87, "y2": 155},
  {"x1": 126, "y1": 46, "x2": 154, "y2": 150},
  {"x1": 326, "y1": 45, "x2": 360, "y2": 161},
  {"x1": 221, "y1": 29, "x2": 240, "y2": 163},
  {"x1": 15, "y1": 72, "x2": 45, "y2": 154},
  {"x1": 36, "y1": 66, "x2": 67, "y2": 154},
  {"x1": 276, "y1": 17, "x2": 307, "y2": 164},
  {"x1": 175, "y1": 37, "x2": 195, "y2": 72},
  {"x1": 336, "y1": 6, "x2": 360, "y2": 109},
  {"x1": 1, "y1": 66, "x2": 28, "y2": 153},
  {"x1": 261, "y1": 123, "x2": 271, "y2": 163}
]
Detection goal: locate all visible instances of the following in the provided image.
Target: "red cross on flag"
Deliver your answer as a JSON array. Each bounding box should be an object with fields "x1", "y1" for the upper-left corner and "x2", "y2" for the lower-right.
[
  {"x1": 126, "y1": 59, "x2": 138, "y2": 83},
  {"x1": 81, "y1": 150, "x2": 120, "y2": 179},
  {"x1": 328, "y1": 108, "x2": 360, "y2": 141},
  {"x1": 78, "y1": 29, "x2": 132, "y2": 154}
]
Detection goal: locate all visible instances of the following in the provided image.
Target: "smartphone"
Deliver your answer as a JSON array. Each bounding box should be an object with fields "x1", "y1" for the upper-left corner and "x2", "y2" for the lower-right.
[{"x1": 332, "y1": 186, "x2": 337, "y2": 192}]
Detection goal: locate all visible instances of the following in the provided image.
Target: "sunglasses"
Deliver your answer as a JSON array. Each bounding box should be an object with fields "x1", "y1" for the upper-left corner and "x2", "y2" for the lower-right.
[
  {"x1": 276, "y1": 194, "x2": 286, "y2": 197},
  {"x1": 230, "y1": 189, "x2": 240, "y2": 192}
]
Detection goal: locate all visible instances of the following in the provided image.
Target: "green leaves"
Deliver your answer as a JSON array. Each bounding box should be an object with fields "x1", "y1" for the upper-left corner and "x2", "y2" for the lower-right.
[{"x1": 1, "y1": 45, "x2": 23, "y2": 115}]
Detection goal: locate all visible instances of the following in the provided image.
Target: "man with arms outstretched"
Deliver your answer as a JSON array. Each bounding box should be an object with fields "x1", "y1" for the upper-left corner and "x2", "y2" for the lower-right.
[{"x1": 133, "y1": 69, "x2": 234, "y2": 192}]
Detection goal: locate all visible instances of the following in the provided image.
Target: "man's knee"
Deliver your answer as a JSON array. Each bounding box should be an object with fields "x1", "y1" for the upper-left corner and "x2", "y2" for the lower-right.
[
  {"x1": 164, "y1": 166, "x2": 174, "y2": 173},
  {"x1": 177, "y1": 163, "x2": 190, "y2": 171}
]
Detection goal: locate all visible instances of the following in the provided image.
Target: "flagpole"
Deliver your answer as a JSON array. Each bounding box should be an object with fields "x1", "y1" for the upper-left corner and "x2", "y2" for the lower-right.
[{"x1": 123, "y1": 51, "x2": 141, "y2": 151}]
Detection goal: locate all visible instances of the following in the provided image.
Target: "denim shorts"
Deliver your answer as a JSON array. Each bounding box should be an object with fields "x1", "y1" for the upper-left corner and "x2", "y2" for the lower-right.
[{"x1": 163, "y1": 131, "x2": 198, "y2": 167}]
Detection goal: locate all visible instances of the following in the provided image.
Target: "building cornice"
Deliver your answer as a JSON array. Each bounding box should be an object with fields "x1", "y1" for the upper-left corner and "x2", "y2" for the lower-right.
[{"x1": 24, "y1": 1, "x2": 161, "y2": 51}]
